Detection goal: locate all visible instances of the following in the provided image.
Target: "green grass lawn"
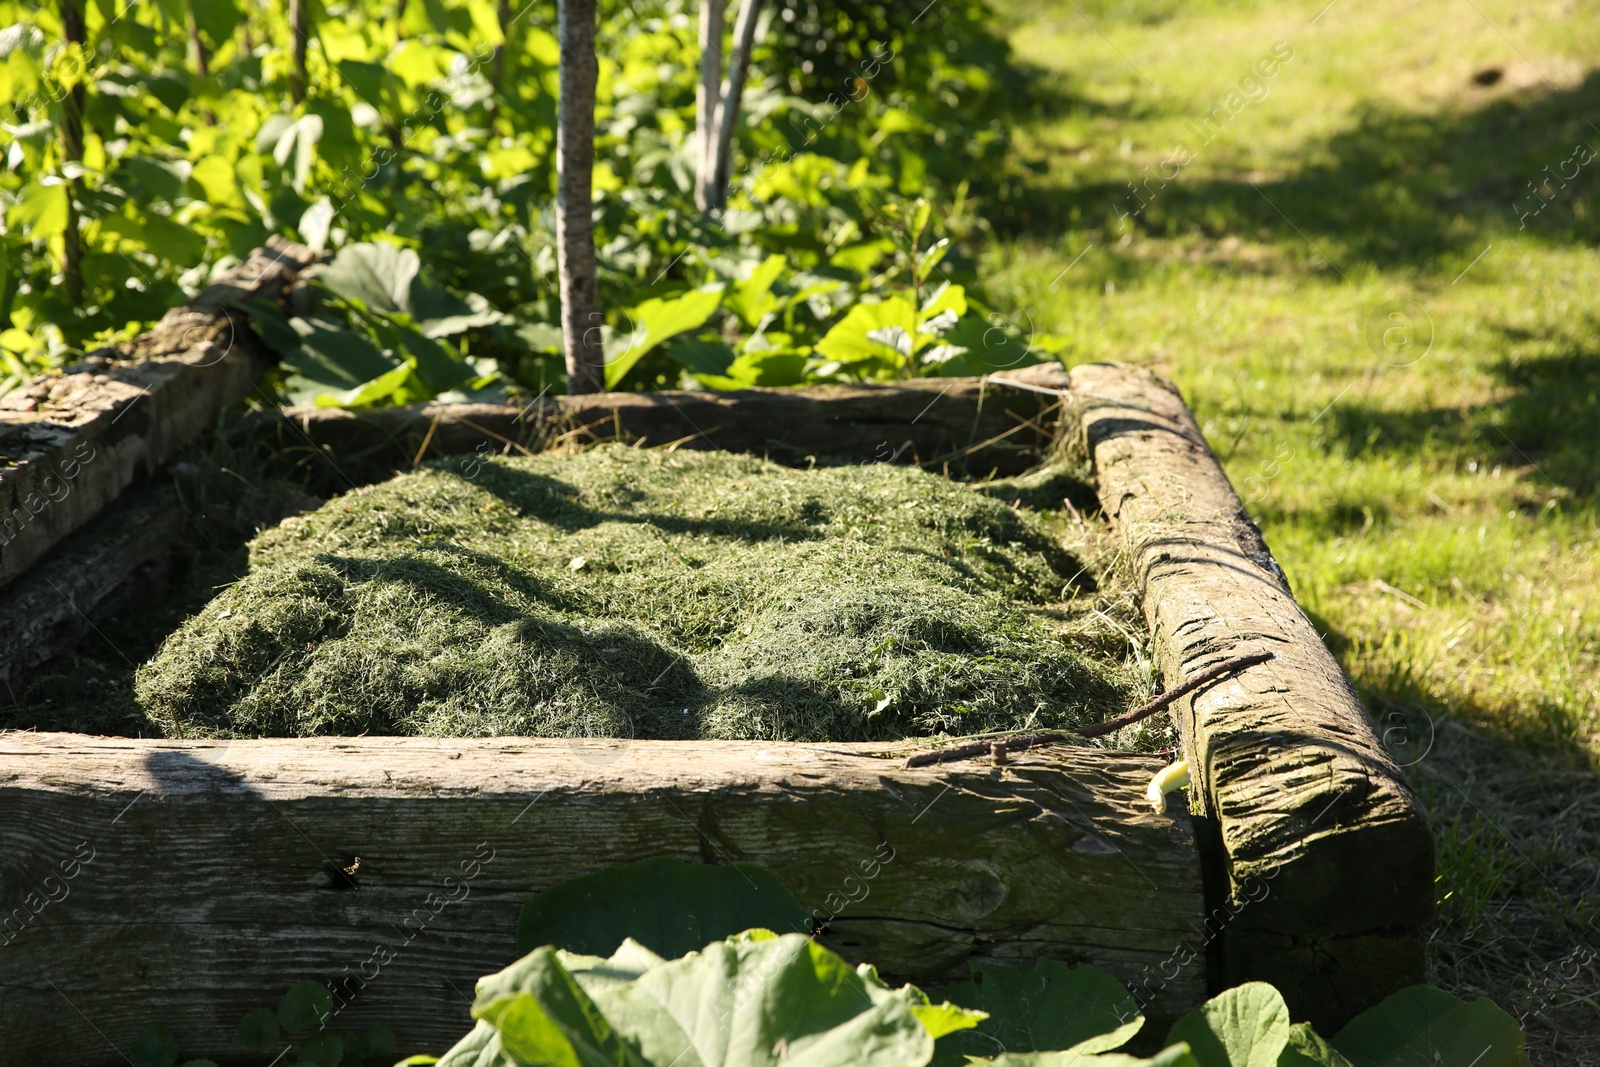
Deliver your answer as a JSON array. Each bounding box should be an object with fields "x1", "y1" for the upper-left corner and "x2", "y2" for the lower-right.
[{"x1": 981, "y1": 0, "x2": 1600, "y2": 1058}]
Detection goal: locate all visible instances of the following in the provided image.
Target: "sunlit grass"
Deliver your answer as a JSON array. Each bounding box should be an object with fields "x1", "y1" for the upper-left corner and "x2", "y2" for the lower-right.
[{"x1": 985, "y1": 0, "x2": 1600, "y2": 1055}]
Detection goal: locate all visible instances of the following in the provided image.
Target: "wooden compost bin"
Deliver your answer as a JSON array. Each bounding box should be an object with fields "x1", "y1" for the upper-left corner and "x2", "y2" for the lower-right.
[{"x1": 0, "y1": 241, "x2": 1432, "y2": 1064}]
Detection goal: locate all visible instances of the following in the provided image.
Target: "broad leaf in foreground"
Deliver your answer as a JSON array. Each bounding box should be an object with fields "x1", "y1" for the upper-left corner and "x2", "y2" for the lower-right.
[
  {"x1": 932, "y1": 960, "x2": 1144, "y2": 1065},
  {"x1": 1165, "y1": 982, "x2": 1290, "y2": 1067},
  {"x1": 441, "y1": 930, "x2": 983, "y2": 1067},
  {"x1": 1331, "y1": 985, "x2": 1531, "y2": 1067},
  {"x1": 605, "y1": 285, "x2": 727, "y2": 387},
  {"x1": 1278, "y1": 1022, "x2": 1355, "y2": 1067}
]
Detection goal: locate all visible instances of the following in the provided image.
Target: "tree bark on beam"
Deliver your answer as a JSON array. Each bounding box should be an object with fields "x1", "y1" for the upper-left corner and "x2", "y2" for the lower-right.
[
  {"x1": 0, "y1": 732, "x2": 1206, "y2": 1064},
  {"x1": 1067, "y1": 361, "x2": 1433, "y2": 1032}
]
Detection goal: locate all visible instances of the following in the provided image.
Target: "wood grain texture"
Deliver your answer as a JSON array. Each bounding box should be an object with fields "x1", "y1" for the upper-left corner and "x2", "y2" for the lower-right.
[
  {"x1": 0, "y1": 237, "x2": 318, "y2": 589},
  {"x1": 0, "y1": 485, "x2": 185, "y2": 682},
  {"x1": 0, "y1": 732, "x2": 1204, "y2": 1065},
  {"x1": 231, "y1": 363, "x2": 1071, "y2": 492},
  {"x1": 1067, "y1": 362, "x2": 1433, "y2": 1029}
]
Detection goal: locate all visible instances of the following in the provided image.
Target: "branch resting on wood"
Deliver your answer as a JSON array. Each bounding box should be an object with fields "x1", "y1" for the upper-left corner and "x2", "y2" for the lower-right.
[{"x1": 904, "y1": 650, "x2": 1274, "y2": 768}]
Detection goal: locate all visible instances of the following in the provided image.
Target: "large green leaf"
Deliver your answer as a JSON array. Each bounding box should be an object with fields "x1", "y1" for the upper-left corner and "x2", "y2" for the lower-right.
[
  {"x1": 1165, "y1": 983, "x2": 1290, "y2": 1067},
  {"x1": 475, "y1": 947, "x2": 642, "y2": 1067},
  {"x1": 932, "y1": 960, "x2": 1144, "y2": 1066},
  {"x1": 393, "y1": 324, "x2": 476, "y2": 391},
  {"x1": 605, "y1": 285, "x2": 726, "y2": 388},
  {"x1": 694, "y1": 349, "x2": 808, "y2": 389},
  {"x1": 726, "y1": 253, "x2": 787, "y2": 327},
  {"x1": 277, "y1": 979, "x2": 334, "y2": 1031},
  {"x1": 666, "y1": 338, "x2": 737, "y2": 377},
  {"x1": 236, "y1": 1007, "x2": 279, "y2": 1051},
  {"x1": 933, "y1": 311, "x2": 1041, "y2": 377},
  {"x1": 1279, "y1": 1023, "x2": 1354, "y2": 1067},
  {"x1": 516, "y1": 857, "x2": 809, "y2": 959},
  {"x1": 317, "y1": 243, "x2": 501, "y2": 346},
  {"x1": 311, "y1": 361, "x2": 420, "y2": 408},
  {"x1": 434, "y1": 1019, "x2": 506, "y2": 1066},
  {"x1": 98, "y1": 213, "x2": 207, "y2": 267},
  {"x1": 257, "y1": 114, "x2": 324, "y2": 194},
  {"x1": 319, "y1": 242, "x2": 419, "y2": 315},
  {"x1": 284, "y1": 317, "x2": 399, "y2": 388},
  {"x1": 190, "y1": 0, "x2": 241, "y2": 46},
  {"x1": 335, "y1": 58, "x2": 395, "y2": 110},
  {"x1": 410, "y1": 284, "x2": 506, "y2": 338},
  {"x1": 815, "y1": 296, "x2": 918, "y2": 366},
  {"x1": 458, "y1": 932, "x2": 980, "y2": 1067},
  {"x1": 8, "y1": 180, "x2": 68, "y2": 240},
  {"x1": 130, "y1": 1024, "x2": 179, "y2": 1067},
  {"x1": 1331, "y1": 986, "x2": 1531, "y2": 1067},
  {"x1": 116, "y1": 156, "x2": 194, "y2": 204}
]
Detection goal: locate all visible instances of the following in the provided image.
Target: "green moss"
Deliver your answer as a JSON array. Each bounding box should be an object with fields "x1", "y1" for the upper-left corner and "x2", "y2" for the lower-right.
[{"x1": 136, "y1": 445, "x2": 1144, "y2": 741}]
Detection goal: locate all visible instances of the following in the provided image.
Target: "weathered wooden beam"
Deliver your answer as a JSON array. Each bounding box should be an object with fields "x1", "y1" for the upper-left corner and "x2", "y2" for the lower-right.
[
  {"x1": 1066, "y1": 362, "x2": 1433, "y2": 1030},
  {"x1": 0, "y1": 237, "x2": 318, "y2": 589},
  {"x1": 233, "y1": 363, "x2": 1072, "y2": 491},
  {"x1": 0, "y1": 485, "x2": 185, "y2": 684},
  {"x1": 0, "y1": 733, "x2": 1203, "y2": 1065}
]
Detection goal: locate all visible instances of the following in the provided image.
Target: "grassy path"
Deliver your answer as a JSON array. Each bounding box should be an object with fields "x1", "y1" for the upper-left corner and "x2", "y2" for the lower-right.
[{"x1": 982, "y1": 0, "x2": 1600, "y2": 1057}]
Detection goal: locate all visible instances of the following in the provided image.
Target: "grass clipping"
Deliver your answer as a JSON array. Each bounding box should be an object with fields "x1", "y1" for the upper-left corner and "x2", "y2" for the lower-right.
[{"x1": 136, "y1": 446, "x2": 1142, "y2": 741}]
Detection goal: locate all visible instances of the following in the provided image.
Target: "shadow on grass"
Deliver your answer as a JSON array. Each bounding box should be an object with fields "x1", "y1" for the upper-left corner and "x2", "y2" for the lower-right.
[
  {"x1": 1306, "y1": 604, "x2": 1600, "y2": 1062},
  {"x1": 1319, "y1": 316, "x2": 1600, "y2": 501},
  {"x1": 996, "y1": 70, "x2": 1600, "y2": 273}
]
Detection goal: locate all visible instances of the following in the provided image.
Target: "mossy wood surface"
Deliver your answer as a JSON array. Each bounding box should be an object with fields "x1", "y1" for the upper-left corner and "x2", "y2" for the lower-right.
[
  {"x1": 0, "y1": 732, "x2": 1205, "y2": 1065},
  {"x1": 1068, "y1": 362, "x2": 1433, "y2": 1031},
  {"x1": 0, "y1": 237, "x2": 317, "y2": 588}
]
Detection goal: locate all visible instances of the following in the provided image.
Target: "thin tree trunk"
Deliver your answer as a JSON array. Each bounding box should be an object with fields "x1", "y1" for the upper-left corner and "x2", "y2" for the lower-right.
[
  {"x1": 693, "y1": 0, "x2": 725, "y2": 212},
  {"x1": 493, "y1": 0, "x2": 511, "y2": 90},
  {"x1": 288, "y1": 0, "x2": 308, "y2": 103},
  {"x1": 556, "y1": 0, "x2": 605, "y2": 394},
  {"x1": 185, "y1": 9, "x2": 209, "y2": 77},
  {"x1": 185, "y1": 9, "x2": 216, "y2": 124},
  {"x1": 59, "y1": 0, "x2": 85, "y2": 308},
  {"x1": 707, "y1": 0, "x2": 763, "y2": 212}
]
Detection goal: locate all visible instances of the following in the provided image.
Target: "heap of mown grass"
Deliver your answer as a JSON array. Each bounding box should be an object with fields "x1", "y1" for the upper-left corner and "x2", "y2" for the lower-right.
[{"x1": 135, "y1": 445, "x2": 1143, "y2": 741}]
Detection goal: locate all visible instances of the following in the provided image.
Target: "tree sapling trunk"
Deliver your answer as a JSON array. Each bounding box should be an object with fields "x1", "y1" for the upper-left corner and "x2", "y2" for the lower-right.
[
  {"x1": 58, "y1": 0, "x2": 85, "y2": 308},
  {"x1": 556, "y1": 0, "x2": 606, "y2": 394},
  {"x1": 694, "y1": 0, "x2": 726, "y2": 212},
  {"x1": 288, "y1": 0, "x2": 309, "y2": 103},
  {"x1": 708, "y1": 0, "x2": 764, "y2": 212}
]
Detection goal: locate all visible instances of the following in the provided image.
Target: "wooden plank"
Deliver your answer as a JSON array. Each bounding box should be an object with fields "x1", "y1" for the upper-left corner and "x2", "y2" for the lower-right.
[
  {"x1": 0, "y1": 732, "x2": 1204, "y2": 1065},
  {"x1": 0, "y1": 485, "x2": 185, "y2": 684},
  {"x1": 1067, "y1": 362, "x2": 1433, "y2": 1030},
  {"x1": 234, "y1": 363, "x2": 1072, "y2": 491},
  {"x1": 0, "y1": 237, "x2": 318, "y2": 589}
]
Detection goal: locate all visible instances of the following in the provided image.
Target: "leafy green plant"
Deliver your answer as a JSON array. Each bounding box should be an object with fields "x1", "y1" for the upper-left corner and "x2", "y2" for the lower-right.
[
  {"x1": 409, "y1": 859, "x2": 1533, "y2": 1067},
  {"x1": 409, "y1": 924, "x2": 1535, "y2": 1067},
  {"x1": 930, "y1": 959, "x2": 1145, "y2": 1065},
  {"x1": 124, "y1": 860, "x2": 1534, "y2": 1066},
  {"x1": 421, "y1": 932, "x2": 982, "y2": 1067},
  {"x1": 0, "y1": 0, "x2": 1025, "y2": 400}
]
